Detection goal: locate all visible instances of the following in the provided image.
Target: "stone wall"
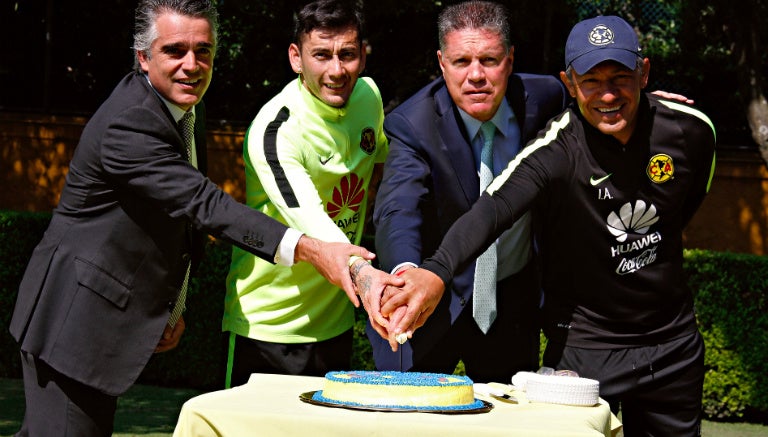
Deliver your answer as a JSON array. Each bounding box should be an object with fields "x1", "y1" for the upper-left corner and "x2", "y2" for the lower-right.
[{"x1": 2, "y1": 111, "x2": 766, "y2": 255}]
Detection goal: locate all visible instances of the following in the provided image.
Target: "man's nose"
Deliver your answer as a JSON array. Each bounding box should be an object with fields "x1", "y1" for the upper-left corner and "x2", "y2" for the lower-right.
[
  {"x1": 182, "y1": 51, "x2": 199, "y2": 71},
  {"x1": 467, "y1": 61, "x2": 485, "y2": 82},
  {"x1": 600, "y1": 83, "x2": 621, "y2": 101},
  {"x1": 328, "y1": 56, "x2": 344, "y2": 77}
]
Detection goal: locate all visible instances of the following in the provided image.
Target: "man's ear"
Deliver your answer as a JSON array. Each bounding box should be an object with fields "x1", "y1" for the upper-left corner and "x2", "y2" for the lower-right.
[
  {"x1": 560, "y1": 71, "x2": 577, "y2": 98},
  {"x1": 640, "y1": 58, "x2": 651, "y2": 89},
  {"x1": 137, "y1": 50, "x2": 150, "y2": 73},
  {"x1": 288, "y1": 43, "x2": 302, "y2": 74},
  {"x1": 358, "y1": 41, "x2": 367, "y2": 74},
  {"x1": 437, "y1": 50, "x2": 445, "y2": 75}
]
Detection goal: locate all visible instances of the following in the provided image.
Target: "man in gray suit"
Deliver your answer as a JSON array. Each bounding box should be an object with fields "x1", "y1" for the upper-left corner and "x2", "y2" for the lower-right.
[{"x1": 9, "y1": 1, "x2": 397, "y2": 435}]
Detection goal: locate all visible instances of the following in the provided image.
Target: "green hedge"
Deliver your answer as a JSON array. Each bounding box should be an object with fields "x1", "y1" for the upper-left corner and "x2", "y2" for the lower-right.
[
  {"x1": 684, "y1": 249, "x2": 768, "y2": 420},
  {"x1": 0, "y1": 210, "x2": 53, "y2": 379},
  {"x1": 1, "y1": 210, "x2": 766, "y2": 420}
]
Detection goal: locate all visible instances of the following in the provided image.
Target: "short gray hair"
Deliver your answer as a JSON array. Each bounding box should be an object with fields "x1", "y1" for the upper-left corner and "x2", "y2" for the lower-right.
[
  {"x1": 133, "y1": 0, "x2": 219, "y2": 72},
  {"x1": 437, "y1": 1, "x2": 510, "y2": 52}
]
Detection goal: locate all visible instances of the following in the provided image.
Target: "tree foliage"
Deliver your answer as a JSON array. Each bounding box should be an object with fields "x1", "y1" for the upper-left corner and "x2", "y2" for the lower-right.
[
  {"x1": 680, "y1": 0, "x2": 768, "y2": 164},
  {"x1": 1, "y1": 0, "x2": 765, "y2": 153}
]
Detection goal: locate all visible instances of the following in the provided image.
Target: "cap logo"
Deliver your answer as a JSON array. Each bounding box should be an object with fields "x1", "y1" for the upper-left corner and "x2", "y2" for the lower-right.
[{"x1": 589, "y1": 24, "x2": 614, "y2": 46}]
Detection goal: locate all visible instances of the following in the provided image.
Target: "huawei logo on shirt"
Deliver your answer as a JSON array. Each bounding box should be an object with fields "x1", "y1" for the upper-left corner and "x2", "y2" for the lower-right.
[
  {"x1": 606, "y1": 200, "x2": 663, "y2": 275},
  {"x1": 606, "y1": 200, "x2": 660, "y2": 243},
  {"x1": 327, "y1": 173, "x2": 365, "y2": 219}
]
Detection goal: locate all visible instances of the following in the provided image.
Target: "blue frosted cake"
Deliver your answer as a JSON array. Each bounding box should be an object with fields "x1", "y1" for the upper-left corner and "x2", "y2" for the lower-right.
[{"x1": 312, "y1": 371, "x2": 484, "y2": 411}]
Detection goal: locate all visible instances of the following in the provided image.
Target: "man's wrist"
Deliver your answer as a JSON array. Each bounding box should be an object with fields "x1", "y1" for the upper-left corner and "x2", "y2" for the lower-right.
[
  {"x1": 391, "y1": 261, "x2": 418, "y2": 275},
  {"x1": 275, "y1": 228, "x2": 304, "y2": 266},
  {"x1": 350, "y1": 257, "x2": 371, "y2": 285}
]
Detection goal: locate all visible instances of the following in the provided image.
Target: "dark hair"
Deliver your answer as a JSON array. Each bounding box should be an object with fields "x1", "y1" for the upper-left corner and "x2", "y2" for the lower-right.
[
  {"x1": 293, "y1": 0, "x2": 364, "y2": 46},
  {"x1": 133, "y1": 0, "x2": 219, "y2": 71},
  {"x1": 437, "y1": 1, "x2": 510, "y2": 52}
]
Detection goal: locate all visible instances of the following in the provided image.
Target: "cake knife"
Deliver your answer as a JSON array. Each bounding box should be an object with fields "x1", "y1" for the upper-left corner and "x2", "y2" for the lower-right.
[
  {"x1": 395, "y1": 333, "x2": 408, "y2": 372},
  {"x1": 473, "y1": 383, "x2": 518, "y2": 403}
]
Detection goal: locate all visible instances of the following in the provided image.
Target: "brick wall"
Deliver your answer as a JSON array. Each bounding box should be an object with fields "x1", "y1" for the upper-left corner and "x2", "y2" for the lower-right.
[
  {"x1": 0, "y1": 111, "x2": 247, "y2": 211},
  {"x1": 684, "y1": 148, "x2": 768, "y2": 255},
  {"x1": 2, "y1": 111, "x2": 766, "y2": 255}
]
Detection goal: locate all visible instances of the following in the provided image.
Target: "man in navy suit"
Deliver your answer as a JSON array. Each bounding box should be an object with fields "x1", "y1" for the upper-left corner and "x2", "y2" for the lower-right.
[
  {"x1": 9, "y1": 1, "x2": 395, "y2": 435},
  {"x1": 366, "y1": 0, "x2": 569, "y2": 382}
]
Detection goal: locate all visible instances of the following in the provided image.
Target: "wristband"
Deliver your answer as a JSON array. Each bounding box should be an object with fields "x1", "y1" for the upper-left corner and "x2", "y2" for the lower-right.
[
  {"x1": 395, "y1": 269, "x2": 408, "y2": 277},
  {"x1": 348, "y1": 255, "x2": 365, "y2": 267}
]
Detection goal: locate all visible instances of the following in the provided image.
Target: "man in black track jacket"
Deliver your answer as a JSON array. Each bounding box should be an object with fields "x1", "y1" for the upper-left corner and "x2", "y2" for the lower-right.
[{"x1": 385, "y1": 15, "x2": 716, "y2": 437}]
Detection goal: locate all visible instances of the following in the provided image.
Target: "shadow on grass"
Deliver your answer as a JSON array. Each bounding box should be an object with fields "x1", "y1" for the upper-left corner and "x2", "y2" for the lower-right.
[
  {"x1": 0, "y1": 378, "x2": 201, "y2": 437},
  {"x1": 112, "y1": 384, "x2": 202, "y2": 435},
  {"x1": 0, "y1": 378, "x2": 24, "y2": 436}
]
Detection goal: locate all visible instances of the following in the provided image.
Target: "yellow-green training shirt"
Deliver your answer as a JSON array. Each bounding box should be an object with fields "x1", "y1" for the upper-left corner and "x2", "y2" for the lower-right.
[{"x1": 223, "y1": 77, "x2": 388, "y2": 343}]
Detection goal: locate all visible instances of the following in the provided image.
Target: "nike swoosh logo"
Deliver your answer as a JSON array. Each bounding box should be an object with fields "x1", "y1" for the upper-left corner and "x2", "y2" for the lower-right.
[
  {"x1": 319, "y1": 154, "x2": 333, "y2": 165},
  {"x1": 589, "y1": 173, "x2": 612, "y2": 186}
]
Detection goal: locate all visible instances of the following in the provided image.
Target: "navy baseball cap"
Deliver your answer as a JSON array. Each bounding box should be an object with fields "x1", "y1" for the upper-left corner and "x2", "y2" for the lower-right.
[{"x1": 564, "y1": 15, "x2": 642, "y2": 74}]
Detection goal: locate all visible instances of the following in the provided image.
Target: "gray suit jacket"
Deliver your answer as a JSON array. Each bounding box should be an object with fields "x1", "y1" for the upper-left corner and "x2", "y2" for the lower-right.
[{"x1": 10, "y1": 72, "x2": 287, "y2": 396}]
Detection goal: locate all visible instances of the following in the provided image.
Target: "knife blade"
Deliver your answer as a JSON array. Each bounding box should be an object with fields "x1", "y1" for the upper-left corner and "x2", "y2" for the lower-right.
[{"x1": 395, "y1": 333, "x2": 408, "y2": 372}]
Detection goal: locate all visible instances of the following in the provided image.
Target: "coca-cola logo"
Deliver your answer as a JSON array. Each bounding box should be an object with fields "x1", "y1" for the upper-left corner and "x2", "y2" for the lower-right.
[{"x1": 615, "y1": 247, "x2": 658, "y2": 275}]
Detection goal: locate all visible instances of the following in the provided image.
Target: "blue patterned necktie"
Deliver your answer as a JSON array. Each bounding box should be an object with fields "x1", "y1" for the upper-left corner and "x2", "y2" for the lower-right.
[
  {"x1": 473, "y1": 121, "x2": 497, "y2": 334},
  {"x1": 168, "y1": 111, "x2": 195, "y2": 327}
]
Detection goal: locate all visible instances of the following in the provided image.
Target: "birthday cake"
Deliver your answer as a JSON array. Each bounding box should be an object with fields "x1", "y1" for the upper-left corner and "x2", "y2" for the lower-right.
[{"x1": 311, "y1": 371, "x2": 485, "y2": 411}]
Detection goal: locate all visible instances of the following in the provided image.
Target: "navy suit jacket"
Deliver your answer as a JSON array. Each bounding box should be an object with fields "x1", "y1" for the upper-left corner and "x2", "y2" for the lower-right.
[
  {"x1": 10, "y1": 72, "x2": 288, "y2": 396},
  {"x1": 369, "y1": 74, "x2": 568, "y2": 369}
]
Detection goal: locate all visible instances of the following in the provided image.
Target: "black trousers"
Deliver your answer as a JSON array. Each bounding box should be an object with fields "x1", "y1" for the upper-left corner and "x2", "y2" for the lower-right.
[
  {"x1": 544, "y1": 331, "x2": 705, "y2": 437},
  {"x1": 408, "y1": 261, "x2": 541, "y2": 383},
  {"x1": 15, "y1": 350, "x2": 118, "y2": 437},
  {"x1": 225, "y1": 329, "x2": 353, "y2": 388}
]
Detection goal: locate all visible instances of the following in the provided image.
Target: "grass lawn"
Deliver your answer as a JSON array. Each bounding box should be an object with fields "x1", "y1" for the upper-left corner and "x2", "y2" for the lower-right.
[
  {"x1": 0, "y1": 378, "x2": 201, "y2": 437},
  {"x1": 1, "y1": 377, "x2": 766, "y2": 436}
]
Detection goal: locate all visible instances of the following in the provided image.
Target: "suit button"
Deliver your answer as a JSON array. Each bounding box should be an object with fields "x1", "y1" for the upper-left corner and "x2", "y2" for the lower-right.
[{"x1": 243, "y1": 233, "x2": 264, "y2": 248}]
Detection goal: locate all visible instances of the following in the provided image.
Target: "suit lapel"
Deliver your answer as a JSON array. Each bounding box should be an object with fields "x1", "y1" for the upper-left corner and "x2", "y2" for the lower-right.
[
  {"x1": 193, "y1": 102, "x2": 207, "y2": 175},
  {"x1": 506, "y1": 74, "x2": 531, "y2": 144},
  {"x1": 137, "y1": 73, "x2": 204, "y2": 172},
  {"x1": 434, "y1": 85, "x2": 478, "y2": 206}
]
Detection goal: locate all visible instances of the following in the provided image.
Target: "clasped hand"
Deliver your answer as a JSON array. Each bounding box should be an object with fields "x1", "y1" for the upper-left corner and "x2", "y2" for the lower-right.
[{"x1": 353, "y1": 264, "x2": 445, "y2": 352}]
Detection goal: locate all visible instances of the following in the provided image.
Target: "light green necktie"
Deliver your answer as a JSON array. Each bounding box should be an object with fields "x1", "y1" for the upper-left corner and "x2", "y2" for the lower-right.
[{"x1": 473, "y1": 121, "x2": 497, "y2": 334}]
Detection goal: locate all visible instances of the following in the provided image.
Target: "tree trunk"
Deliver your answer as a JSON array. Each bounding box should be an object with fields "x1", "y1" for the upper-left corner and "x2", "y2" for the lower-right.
[
  {"x1": 747, "y1": 94, "x2": 768, "y2": 167},
  {"x1": 742, "y1": 2, "x2": 768, "y2": 167}
]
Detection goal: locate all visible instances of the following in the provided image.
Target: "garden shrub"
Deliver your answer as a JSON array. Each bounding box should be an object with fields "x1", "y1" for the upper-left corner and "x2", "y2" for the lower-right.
[
  {"x1": 685, "y1": 249, "x2": 768, "y2": 419},
  {"x1": 0, "y1": 210, "x2": 51, "y2": 378},
  {"x1": 2, "y1": 211, "x2": 767, "y2": 421}
]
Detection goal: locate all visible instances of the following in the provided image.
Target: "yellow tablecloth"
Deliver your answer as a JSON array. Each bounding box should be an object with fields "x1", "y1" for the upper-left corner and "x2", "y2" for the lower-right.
[{"x1": 173, "y1": 373, "x2": 621, "y2": 437}]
